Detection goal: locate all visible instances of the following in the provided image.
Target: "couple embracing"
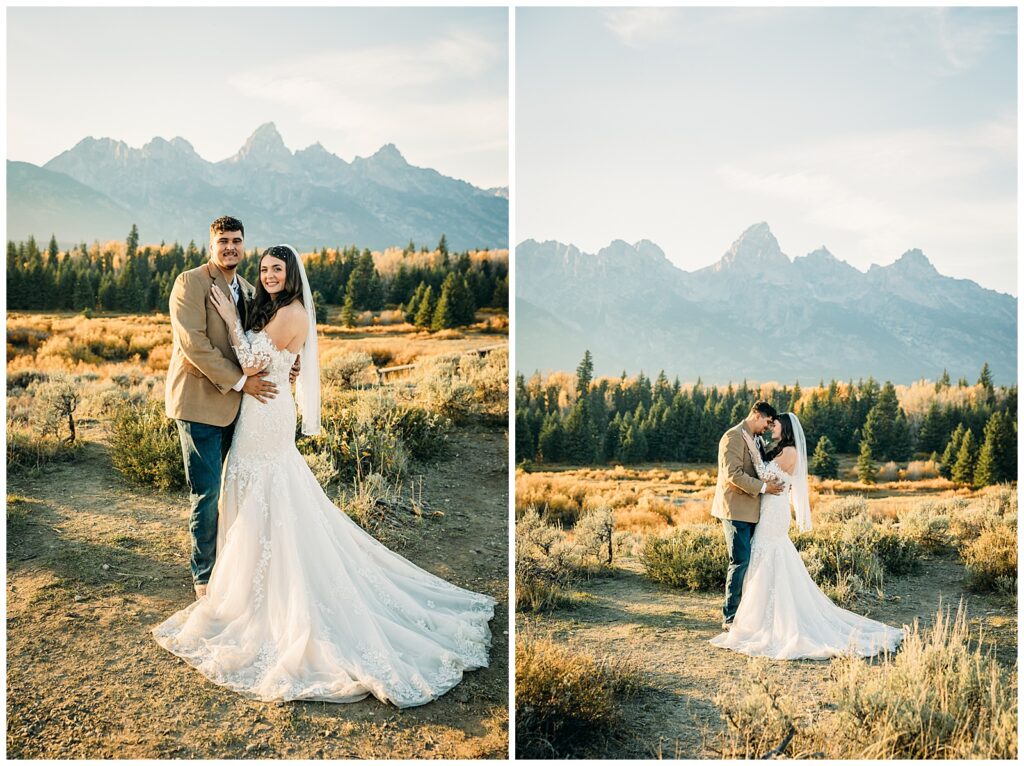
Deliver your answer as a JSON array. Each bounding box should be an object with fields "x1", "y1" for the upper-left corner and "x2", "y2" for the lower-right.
[
  {"x1": 154, "y1": 216, "x2": 494, "y2": 707},
  {"x1": 709, "y1": 401, "x2": 904, "y2": 659}
]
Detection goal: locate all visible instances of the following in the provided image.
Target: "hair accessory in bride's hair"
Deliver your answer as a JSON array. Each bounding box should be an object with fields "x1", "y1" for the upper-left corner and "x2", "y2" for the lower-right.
[{"x1": 263, "y1": 245, "x2": 291, "y2": 259}]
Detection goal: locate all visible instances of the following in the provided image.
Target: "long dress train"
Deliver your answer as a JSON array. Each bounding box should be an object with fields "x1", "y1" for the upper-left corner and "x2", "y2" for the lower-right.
[{"x1": 154, "y1": 329, "x2": 495, "y2": 706}]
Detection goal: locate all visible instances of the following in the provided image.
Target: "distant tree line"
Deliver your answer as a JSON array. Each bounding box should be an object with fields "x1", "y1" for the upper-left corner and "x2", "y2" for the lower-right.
[
  {"x1": 515, "y1": 351, "x2": 1017, "y2": 487},
  {"x1": 7, "y1": 228, "x2": 508, "y2": 330}
]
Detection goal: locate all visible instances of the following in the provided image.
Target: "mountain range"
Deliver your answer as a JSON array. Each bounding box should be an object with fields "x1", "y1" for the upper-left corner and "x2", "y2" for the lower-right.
[
  {"x1": 7, "y1": 123, "x2": 508, "y2": 251},
  {"x1": 516, "y1": 223, "x2": 1017, "y2": 384}
]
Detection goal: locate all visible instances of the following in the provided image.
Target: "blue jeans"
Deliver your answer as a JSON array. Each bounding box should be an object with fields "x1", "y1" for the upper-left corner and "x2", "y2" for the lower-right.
[
  {"x1": 721, "y1": 518, "x2": 756, "y2": 623},
  {"x1": 175, "y1": 418, "x2": 236, "y2": 585}
]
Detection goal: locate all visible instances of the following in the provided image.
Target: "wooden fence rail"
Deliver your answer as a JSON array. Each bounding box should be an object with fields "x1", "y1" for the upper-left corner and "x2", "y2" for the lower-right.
[{"x1": 374, "y1": 343, "x2": 505, "y2": 386}]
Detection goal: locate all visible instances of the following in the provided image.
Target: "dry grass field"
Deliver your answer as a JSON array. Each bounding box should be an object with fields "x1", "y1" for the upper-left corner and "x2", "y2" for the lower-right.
[
  {"x1": 6, "y1": 310, "x2": 510, "y2": 759},
  {"x1": 515, "y1": 460, "x2": 1017, "y2": 759}
]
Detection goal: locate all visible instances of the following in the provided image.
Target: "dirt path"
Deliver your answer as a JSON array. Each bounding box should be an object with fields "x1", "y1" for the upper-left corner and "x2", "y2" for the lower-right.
[
  {"x1": 7, "y1": 420, "x2": 509, "y2": 759},
  {"x1": 518, "y1": 552, "x2": 1017, "y2": 759}
]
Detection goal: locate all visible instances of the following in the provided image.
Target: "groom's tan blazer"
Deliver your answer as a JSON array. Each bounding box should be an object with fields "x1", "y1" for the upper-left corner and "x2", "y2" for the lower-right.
[
  {"x1": 710, "y1": 421, "x2": 765, "y2": 524},
  {"x1": 165, "y1": 261, "x2": 255, "y2": 427}
]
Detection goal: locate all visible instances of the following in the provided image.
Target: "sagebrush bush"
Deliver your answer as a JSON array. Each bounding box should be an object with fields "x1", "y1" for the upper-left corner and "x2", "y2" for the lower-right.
[
  {"x1": 321, "y1": 350, "x2": 375, "y2": 389},
  {"x1": 961, "y1": 523, "x2": 1017, "y2": 596},
  {"x1": 897, "y1": 502, "x2": 953, "y2": 552},
  {"x1": 413, "y1": 348, "x2": 507, "y2": 425},
  {"x1": 109, "y1": 399, "x2": 185, "y2": 490},
  {"x1": 337, "y1": 470, "x2": 425, "y2": 546},
  {"x1": 872, "y1": 527, "x2": 921, "y2": 576},
  {"x1": 515, "y1": 508, "x2": 583, "y2": 612},
  {"x1": 825, "y1": 602, "x2": 1017, "y2": 759},
  {"x1": 716, "y1": 603, "x2": 1017, "y2": 760},
  {"x1": 6, "y1": 424, "x2": 81, "y2": 474},
  {"x1": 715, "y1": 658, "x2": 818, "y2": 759},
  {"x1": 516, "y1": 632, "x2": 643, "y2": 758},
  {"x1": 639, "y1": 525, "x2": 728, "y2": 591},
  {"x1": 29, "y1": 374, "x2": 81, "y2": 444},
  {"x1": 572, "y1": 506, "x2": 615, "y2": 566},
  {"x1": 816, "y1": 495, "x2": 869, "y2": 523},
  {"x1": 304, "y1": 389, "x2": 448, "y2": 482}
]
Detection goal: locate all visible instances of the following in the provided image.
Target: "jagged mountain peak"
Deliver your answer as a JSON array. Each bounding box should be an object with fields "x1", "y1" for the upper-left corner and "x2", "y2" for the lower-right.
[
  {"x1": 227, "y1": 122, "x2": 292, "y2": 165},
  {"x1": 868, "y1": 248, "x2": 939, "y2": 278},
  {"x1": 718, "y1": 222, "x2": 788, "y2": 268},
  {"x1": 367, "y1": 142, "x2": 407, "y2": 165},
  {"x1": 141, "y1": 136, "x2": 202, "y2": 160}
]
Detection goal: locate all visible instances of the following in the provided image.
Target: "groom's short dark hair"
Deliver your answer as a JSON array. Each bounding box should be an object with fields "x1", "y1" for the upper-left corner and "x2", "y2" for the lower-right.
[
  {"x1": 750, "y1": 401, "x2": 778, "y2": 418},
  {"x1": 210, "y1": 216, "x2": 244, "y2": 238}
]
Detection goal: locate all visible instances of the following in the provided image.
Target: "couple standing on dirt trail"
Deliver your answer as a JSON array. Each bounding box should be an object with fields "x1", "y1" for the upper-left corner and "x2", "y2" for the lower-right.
[
  {"x1": 153, "y1": 215, "x2": 494, "y2": 706},
  {"x1": 708, "y1": 401, "x2": 905, "y2": 659}
]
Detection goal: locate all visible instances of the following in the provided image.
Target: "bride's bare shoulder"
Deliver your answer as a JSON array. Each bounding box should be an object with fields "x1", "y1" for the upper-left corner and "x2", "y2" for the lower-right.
[{"x1": 776, "y1": 445, "x2": 798, "y2": 473}]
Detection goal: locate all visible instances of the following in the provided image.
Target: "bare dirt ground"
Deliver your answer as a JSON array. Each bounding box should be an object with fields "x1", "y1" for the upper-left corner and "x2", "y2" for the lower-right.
[
  {"x1": 517, "y1": 551, "x2": 1017, "y2": 759},
  {"x1": 7, "y1": 420, "x2": 509, "y2": 759}
]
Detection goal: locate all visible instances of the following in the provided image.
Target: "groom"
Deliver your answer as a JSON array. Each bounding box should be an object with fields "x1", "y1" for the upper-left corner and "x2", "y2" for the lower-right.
[
  {"x1": 711, "y1": 401, "x2": 783, "y2": 630},
  {"x1": 165, "y1": 215, "x2": 297, "y2": 599}
]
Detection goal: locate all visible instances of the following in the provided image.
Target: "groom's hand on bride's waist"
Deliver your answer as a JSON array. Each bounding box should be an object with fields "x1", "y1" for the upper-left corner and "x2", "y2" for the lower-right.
[
  {"x1": 242, "y1": 371, "x2": 278, "y2": 403},
  {"x1": 765, "y1": 479, "x2": 785, "y2": 495},
  {"x1": 289, "y1": 355, "x2": 301, "y2": 384}
]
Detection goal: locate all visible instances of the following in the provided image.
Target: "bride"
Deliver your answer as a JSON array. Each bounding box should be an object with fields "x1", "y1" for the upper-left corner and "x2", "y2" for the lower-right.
[
  {"x1": 710, "y1": 412, "x2": 904, "y2": 660},
  {"x1": 153, "y1": 245, "x2": 495, "y2": 707}
]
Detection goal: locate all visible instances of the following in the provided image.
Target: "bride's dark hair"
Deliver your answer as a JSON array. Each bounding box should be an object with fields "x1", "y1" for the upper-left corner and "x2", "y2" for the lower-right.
[
  {"x1": 247, "y1": 246, "x2": 305, "y2": 333},
  {"x1": 765, "y1": 412, "x2": 796, "y2": 461}
]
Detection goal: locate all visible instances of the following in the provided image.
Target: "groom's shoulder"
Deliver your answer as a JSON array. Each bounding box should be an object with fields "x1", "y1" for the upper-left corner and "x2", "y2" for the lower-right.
[
  {"x1": 175, "y1": 264, "x2": 209, "y2": 285},
  {"x1": 724, "y1": 421, "x2": 743, "y2": 437},
  {"x1": 174, "y1": 264, "x2": 211, "y2": 286}
]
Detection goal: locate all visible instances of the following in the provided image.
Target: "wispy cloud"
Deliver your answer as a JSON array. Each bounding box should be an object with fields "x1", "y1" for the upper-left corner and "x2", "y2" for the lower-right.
[
  {"x1": 935, "y1": 7, "x2": 1016, "y2": 71},
  {"x1": 718, "y1": 119, "x2": 1016, "y2": 262},
  {"x1": 858, "y1": 7, "x2": 1016, "y2": 75},
  {"x1": 227, "y1": 29, "x2": 506, "y2": 167},
  {"x1": 603, "y1": 8, "x2": 679, "y2": 48}
]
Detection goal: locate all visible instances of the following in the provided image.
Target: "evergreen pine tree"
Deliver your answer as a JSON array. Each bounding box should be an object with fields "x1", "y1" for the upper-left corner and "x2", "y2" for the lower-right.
[
  {"x1": 809, "y1": 435, "x2": 839, "y2": 479},
  {"x1": 414, "y1": 286, "x2": 436, "y2": 328},
  {"x1": 575, "y1": 350, "x2": 594, "y2": 399},
  {"x1": 126, "y1": 224, "x2": 139, "y2": 259},
  {"x1": 454, "y1": 275, "x2": 476, "y2": 325},
  {"x1": 951, "y1": 429, "x2": 977, "y2": 485},
  {"x1": 857, "y1": 439, "x2": 876, "y2": 484},
  {"x1": 977, "y1": 362, "x2": 994, "y2": 391},
  {"x1": 515, "y1": 409, "x2": 535, "y2": 462},
  {"x1": 974, "y1": 411, "x2": 1013, "y2": 486},
  {"x1": 341, "y1": 292, "x2": 357, "y2": 327},
  {"x1": 917, "y1": 401, "x2": 948, "y2": 455},
  {"x1": 862, "y1": 382, "x2": 911, "y2": 461},
  {"x1": 404, "y1": 282, "x2": 426, "y2": 323},
  {"x1": 563, "y1": 399, "x2": 599, "y2": 463},
  {"x1": 939, "y1": 423, "x2": 965, "y2": 479},
  {"x1": 312, "y1": 290, "x2": 328, "y2": 325},
  {"x1": 537, "y1": 412, "x2": 565, "y2": 462},
  {"x1": 431, "y1": 274, "x2": 458, "y2": 330}
]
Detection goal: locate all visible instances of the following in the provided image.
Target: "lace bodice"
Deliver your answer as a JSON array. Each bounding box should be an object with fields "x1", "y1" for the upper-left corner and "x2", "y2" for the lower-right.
[
  {"x1": 235, "y1": 328, "x2": 297, "y2": 386},
  {"x1": 226, "y1": 330, "x2": 299, "y2": 475},
  {"x1": 760, "y1": 460, "x2": 793, "y2": 489},
  {"x1": 752, "y1": 460, "x2": 795, "y2": 543}
]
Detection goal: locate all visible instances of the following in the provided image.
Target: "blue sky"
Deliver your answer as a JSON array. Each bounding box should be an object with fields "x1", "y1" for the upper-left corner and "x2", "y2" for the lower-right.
[
  {"x1": 517, "y1": 7, "x2": 1017, "y2": 293},
  {"x1": 8, "y1": 7, "x2": 508, "y2": 188}
]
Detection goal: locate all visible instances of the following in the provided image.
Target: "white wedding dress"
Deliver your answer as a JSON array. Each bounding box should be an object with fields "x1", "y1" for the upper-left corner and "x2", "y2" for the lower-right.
[
  {"x1": 710, "y1": 459, "x2": 904, "y2": 660},
  {"x1": 154, "y1": 329, "x2": 495, "y2": 706}
]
